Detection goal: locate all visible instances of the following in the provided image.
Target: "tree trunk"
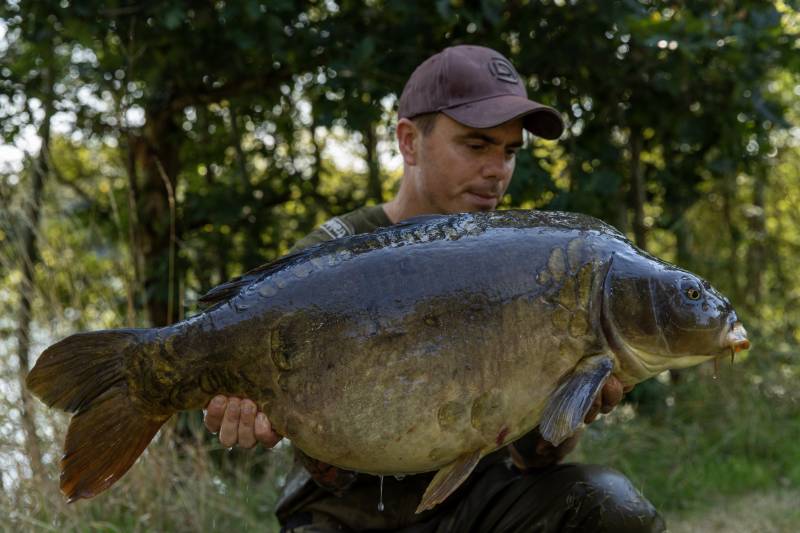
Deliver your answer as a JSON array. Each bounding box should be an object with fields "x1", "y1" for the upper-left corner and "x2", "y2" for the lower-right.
[
  {"x1": 673, "y1": 212, "x2": 692, "y2": 269},
  {"x1": 119, "y1": 18, "x2": 146, "y2": 328},
  {"x1": 310, "y1": 113, "x2": 322, "y2": 193},
  {"x1": 122, "y1": 131, "x2": 145, "y2": 327},
  {"x1": 131, "y1": 106, "x2": 182, "y2": 327},
  {"x1": 229, "y1": 105, "x2": 250, "y2": 189},
  {"x1": 194, "y1": 106, "x2": 229, "y2": 289},
  {"x1": 745, "y1": 169, "x2": 767, "y2": 307},
  {"x1": 614, "y1": 182, "x2": 629, "y2": 235},
  {"x1": 16, "y1": 80, "x2": 56, "y2": 480},
  {"x1": 364, "y1": 122, "x2": 383, "y2": 203},
  {"x1": 629, "y1": 126, "x2": 647, "y2": 250},
  {"x1": 720, "y1": 179, "x2": 742, "y2": 300},
  {"x1": 613, "y1": 157, "x2": 630, "y2": 236}
]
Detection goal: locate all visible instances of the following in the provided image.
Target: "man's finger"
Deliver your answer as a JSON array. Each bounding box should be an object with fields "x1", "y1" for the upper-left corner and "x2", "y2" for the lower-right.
[
  {"x1": 535, "y1": 437, "x2": 555, "y2": 456},
  {"x1": 219, "y1": 397, "x2": 241, "y2": 448},
  {"x1": 601, "y1": 375, "x2": 624, "y2": 413},
  {"x1": 237, "y1": 400, "x2": 257, "y2": 449},
  {"x1": 204, "y1": 395, "x2": 227, "y2": 433},
  {"x1": 255, "y1": 413, "x2": 283, "y2": 448}
]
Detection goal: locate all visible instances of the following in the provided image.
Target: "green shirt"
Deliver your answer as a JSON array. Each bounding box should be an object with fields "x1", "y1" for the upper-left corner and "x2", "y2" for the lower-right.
[{"x1": 289, "y1": 204, "x2": 393, "y2": 253}]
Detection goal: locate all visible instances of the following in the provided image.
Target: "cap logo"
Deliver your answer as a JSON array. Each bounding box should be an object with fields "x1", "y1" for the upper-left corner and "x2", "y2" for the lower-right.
[{"x1": 488, "y1": 57, "x2": 519, "y2": 84}]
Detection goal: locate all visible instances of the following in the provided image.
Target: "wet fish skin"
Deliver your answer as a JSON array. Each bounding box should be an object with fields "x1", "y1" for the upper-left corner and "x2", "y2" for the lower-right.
[{"x1": 26, "y1": 209, "x2": 748, "y2": 510}]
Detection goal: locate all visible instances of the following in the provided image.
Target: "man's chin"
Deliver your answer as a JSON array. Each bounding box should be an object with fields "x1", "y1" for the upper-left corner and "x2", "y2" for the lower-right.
[{"x1": 463, "y1": 192, "x2": 499, "y2": 211}]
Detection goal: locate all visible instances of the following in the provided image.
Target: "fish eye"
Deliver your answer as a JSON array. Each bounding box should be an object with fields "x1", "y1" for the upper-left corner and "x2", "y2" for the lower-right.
[
  {"x1": 686, "y1": 288, "x2": 701, "y2": 300},
  {"x1": 679, "y1": 278, "x2": 703, "y2": 301}
]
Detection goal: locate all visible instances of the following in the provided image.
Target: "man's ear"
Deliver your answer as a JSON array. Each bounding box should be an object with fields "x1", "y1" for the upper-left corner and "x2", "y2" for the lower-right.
[{"x1": 397, "y1": 118, "x2": 420, "y2": 166}]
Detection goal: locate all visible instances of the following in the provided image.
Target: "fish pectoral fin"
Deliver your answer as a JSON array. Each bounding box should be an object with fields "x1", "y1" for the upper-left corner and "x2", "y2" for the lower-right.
[
  {"x1": 540, "y1": 354, "x2": 614, "y2": 447},
  {"x1": 415, "y1": 449, "x2": 482, "y2": 514}
]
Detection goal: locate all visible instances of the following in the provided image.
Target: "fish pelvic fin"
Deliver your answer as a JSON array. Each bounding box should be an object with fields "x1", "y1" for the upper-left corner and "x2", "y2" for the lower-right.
[
  {"x1": 540, "y1": 354, "x2": 613, "y2": 446},
  {"x1": 26, "y1": 329, "x2": 170, "y2": 502},
  {"x1": 415, "y1": 449, "x2": 481, "y2": 514}
]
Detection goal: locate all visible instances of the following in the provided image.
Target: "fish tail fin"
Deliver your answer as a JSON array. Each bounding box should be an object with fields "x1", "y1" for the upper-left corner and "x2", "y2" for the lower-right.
[
  {"x1": 59, "y1": 387, "x2": 170, "y2": 502},
  {"x1": 26, "y1": 329, "x2": 171, "y2": 502}
]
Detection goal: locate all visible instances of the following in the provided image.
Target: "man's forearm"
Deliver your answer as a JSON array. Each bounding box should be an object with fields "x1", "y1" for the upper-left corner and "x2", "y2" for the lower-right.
[{"x1": 508, "y1": 427, "x2": 581, "y2": 470}]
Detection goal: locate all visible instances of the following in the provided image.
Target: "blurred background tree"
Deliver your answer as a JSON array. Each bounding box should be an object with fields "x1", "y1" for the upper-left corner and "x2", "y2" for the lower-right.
[{"x1": 1, "y1": 0, "x2": 799, "y2": 530}]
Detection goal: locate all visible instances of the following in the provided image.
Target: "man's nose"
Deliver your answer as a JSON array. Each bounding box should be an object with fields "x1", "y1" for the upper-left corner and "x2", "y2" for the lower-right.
[{"x1": 481, "y1": 150, "x2": 511, "y2": 180}]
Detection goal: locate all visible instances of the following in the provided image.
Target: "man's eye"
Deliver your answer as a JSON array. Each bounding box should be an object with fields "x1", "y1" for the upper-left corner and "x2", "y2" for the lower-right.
[{"x1": 468, "y1": 144, "x2": 485, "y2": 151}]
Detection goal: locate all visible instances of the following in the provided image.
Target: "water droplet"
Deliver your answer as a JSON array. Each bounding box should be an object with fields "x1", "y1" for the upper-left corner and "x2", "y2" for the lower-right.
[
  {"x1": 377, "y1": 475, "x2": 385, "y2": 512},
  {"x1": 394, "y1": 474, "x2": 406, "y2": 481}
]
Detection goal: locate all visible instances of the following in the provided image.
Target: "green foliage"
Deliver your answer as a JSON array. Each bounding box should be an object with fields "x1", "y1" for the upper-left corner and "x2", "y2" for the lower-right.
[
  {"x1": 1, "y1": 0, "x2": 799, "y2": 528},
  {"x1": 3, "y1": 1, "x2": 796, "y2": 318}
]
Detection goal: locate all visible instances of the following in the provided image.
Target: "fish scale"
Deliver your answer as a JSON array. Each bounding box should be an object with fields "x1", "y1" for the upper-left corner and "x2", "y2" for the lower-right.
[{"x1": 26, "y1": 209, "x2": 750, "y2": 512}]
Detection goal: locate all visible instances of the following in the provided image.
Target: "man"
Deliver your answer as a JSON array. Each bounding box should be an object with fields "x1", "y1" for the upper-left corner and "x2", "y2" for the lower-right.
[{"x1": 204, "y1": 45, "x2": 665, "y2": 532}]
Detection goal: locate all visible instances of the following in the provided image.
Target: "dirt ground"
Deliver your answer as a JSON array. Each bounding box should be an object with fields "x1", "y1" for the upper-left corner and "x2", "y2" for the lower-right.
[{"x1": 666, "y1": 490, "x2": 800, "y2": 533}]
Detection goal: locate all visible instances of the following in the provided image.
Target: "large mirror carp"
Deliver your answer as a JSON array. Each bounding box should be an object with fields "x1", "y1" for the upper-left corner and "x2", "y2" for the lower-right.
[{"x1": 27, "y1": 210, "x2": 750, "y2": 512}]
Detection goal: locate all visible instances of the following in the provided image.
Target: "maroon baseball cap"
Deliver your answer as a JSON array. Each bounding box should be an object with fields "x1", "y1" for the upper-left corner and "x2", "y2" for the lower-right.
[{"x1": 398, "y1": 45, "x2": 564, "y2": 139}]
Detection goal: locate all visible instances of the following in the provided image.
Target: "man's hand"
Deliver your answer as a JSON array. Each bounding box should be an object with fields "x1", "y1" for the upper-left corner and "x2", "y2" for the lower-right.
[
  {"x1": 510, "y1": 375, "x2": 630, "y2": 470},
  {"x1": 204, "y1": 395, "x2": 283, "y2": 449},
  {"x1": 584, "y1": 373, "x2": 627, "y2": 424}
]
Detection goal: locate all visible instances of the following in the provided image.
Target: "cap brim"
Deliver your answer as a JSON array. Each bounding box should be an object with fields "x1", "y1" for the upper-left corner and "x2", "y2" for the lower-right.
[{"x1": 442, "y1": 95, "x2": 564, "y2": 140}]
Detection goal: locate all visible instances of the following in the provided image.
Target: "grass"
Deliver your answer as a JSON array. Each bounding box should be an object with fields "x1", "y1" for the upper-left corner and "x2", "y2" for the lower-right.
[
  {"x1": 2, "y1": 418, "x2": 294, "y2": 533},
  {"x1": 575, "y1": 351, "x2": 800, "y2": 528},
  {"x1": 667, "y1": 489, "x2": 800, "y2": 533}
]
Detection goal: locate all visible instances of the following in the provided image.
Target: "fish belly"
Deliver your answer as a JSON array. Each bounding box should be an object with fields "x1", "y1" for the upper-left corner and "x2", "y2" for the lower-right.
[{"x1": 272, "y1": 291, "x2": 592, "y2": 475}]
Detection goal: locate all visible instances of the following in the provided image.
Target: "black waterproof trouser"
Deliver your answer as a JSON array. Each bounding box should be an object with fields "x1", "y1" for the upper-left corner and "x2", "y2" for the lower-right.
[{"x1": 279, "y1": 461, "x2": 666, "y2": 533}]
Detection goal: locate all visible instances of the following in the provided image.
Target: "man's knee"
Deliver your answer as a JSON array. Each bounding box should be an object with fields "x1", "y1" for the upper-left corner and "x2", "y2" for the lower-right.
[{"x1": 559, "y1": 464, "x2": 665, "y2": 533}]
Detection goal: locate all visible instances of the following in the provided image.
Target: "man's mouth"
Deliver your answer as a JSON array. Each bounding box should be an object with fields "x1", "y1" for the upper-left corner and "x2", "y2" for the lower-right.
[{"x1": 465, "y1": 191, "x2": 499, "y2": 208}]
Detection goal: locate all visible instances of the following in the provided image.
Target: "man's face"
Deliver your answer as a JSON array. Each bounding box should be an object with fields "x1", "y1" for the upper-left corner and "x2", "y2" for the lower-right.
[{"x1": 412, "y1": 114, "x2": 523, "y2": 214}]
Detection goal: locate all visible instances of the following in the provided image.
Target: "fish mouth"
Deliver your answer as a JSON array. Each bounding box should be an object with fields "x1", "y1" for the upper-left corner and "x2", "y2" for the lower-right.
[
  {"x1": 712, "y1": 321, "x2": 750, "y2": 377},
  {"x1": 725, "y1": 322, "x2": 750, "y2": 353}
]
